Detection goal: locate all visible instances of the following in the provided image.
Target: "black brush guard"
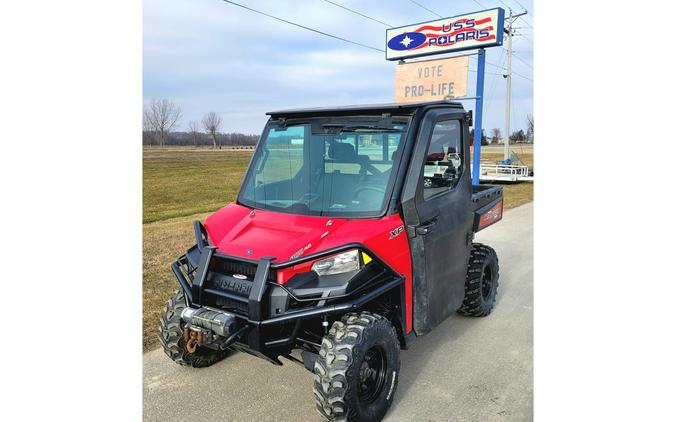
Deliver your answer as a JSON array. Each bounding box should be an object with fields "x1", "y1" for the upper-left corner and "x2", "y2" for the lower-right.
[{"x1": 172, "y1": 221, "x2": 404, "y2": 361}]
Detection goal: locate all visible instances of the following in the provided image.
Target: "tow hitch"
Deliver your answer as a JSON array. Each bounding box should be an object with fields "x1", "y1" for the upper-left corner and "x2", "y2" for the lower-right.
[{"x1": 182, "y1": 325, "x2": 210, "y2": 353}]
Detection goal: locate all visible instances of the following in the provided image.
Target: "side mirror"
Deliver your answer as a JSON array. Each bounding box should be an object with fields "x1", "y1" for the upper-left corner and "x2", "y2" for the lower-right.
[{"x1": 464, "y1": 110, "x2": 473, "y2": 126}]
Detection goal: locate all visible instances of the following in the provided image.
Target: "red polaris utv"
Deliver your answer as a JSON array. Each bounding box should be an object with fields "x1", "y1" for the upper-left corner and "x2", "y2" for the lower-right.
[{"x1": 159, "y1": 100, "x2": 503, "y2": 421}]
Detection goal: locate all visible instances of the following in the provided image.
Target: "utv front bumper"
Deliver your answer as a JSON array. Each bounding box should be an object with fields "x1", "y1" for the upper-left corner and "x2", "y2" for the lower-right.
[{"x1": 171, "y1": 222, "x2": 404, "y2": 363}]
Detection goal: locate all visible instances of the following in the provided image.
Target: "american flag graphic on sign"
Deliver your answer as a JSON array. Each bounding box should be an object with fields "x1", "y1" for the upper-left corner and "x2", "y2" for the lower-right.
[{"x1": 386, "y1": 8, "x2": 504, "y2": 61}]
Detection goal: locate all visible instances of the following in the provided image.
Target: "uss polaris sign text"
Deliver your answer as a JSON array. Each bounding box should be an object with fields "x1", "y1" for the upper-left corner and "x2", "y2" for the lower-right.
[{"x1": 385, "y1": 8, "x2": 505, "y2": 61}]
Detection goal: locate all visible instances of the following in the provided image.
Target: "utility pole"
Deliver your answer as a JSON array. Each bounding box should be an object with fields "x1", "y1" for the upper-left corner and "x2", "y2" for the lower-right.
[
  {"x1": 503, "y1": 9, "x2": 513, "y2": 161},
  {"x1": 502, "y1": 9, "x2": 528, "y2": 161}
]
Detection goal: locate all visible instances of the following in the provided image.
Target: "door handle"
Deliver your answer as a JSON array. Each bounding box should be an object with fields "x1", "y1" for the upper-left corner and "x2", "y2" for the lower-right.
[{"x1": 415, "y1": 218, "x2": 437, "y2": 236}]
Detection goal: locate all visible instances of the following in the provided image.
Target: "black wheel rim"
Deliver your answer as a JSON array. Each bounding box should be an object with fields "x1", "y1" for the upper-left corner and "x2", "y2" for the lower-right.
[
  {"x1": 481, "y1": 265, "x2": 494, "y2": 300},
  {"x1": 357, "y1": 345, "x2": 387, "y2": 404}
]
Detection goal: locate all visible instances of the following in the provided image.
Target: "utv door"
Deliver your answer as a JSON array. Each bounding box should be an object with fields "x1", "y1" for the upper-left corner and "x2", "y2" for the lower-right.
[{"x1": 400, "y1": 109, "x2": 473, "y2": 335}]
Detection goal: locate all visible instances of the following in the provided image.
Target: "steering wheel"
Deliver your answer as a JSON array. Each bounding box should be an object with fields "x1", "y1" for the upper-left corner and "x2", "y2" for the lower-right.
[{"x1": 353, "y1": 185, "x2": 386, "y2": 200}]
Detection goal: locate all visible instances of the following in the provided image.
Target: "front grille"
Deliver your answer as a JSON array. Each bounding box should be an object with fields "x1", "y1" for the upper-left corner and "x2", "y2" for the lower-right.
[
  {"x1": 210, "y1": 255, "x2": 276, "y2": 281},
  {"x1": 200, "y1": 255, "x2": 276, "y2": 315}
]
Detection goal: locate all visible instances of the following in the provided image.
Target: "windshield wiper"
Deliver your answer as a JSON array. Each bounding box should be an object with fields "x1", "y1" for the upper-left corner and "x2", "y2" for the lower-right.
[
  {"x1": 343, "y1": 125, "x2": 402, "y2": 132},
  {"x1": 321, "y1": 123, "x2": 402, "y2": 133}
]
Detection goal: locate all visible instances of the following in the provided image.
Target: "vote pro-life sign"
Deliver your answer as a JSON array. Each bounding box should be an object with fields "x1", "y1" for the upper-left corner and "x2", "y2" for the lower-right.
[{"x1": 387, "y1": 8, "x2": 504, "y2": 103}]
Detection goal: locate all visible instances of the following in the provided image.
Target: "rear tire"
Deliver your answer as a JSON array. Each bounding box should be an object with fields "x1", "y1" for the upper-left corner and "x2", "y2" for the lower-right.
[
  {"x1": 458, "y1": 243, "x2": 500, "y2": 317},
  {"x1": 313, "y1": 312, "x2": 400, "y2": 422},
  {"x1": 158, "y1": 289, "x2": 228, "y2": 367}
]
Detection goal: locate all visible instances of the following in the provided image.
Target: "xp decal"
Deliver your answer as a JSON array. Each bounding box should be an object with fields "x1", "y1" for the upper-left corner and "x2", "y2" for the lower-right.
[
  {"x1": 386, "y1": 8, "x2": 504, "y2": 61},
  {"x1": 389, "y1": 226, "x2": 405, "y2": 240}
]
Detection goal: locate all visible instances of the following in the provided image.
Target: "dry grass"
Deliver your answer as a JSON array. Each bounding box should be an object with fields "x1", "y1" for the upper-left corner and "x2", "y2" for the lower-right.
[
  {"x1": 143, "y1": 148, "x2": 252, "y2": 351},
  {"x1": 143, "y1": 213, "x2": 211, "y2": 350},
  {"x1": 142, "y1": 146, "x2": 533, "y2": 351}
]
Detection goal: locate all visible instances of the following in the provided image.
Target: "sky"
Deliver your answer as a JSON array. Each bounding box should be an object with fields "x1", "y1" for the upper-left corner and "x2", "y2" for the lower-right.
[{"x1": 143, "y1": 0, "x2": 533, "y2": 135}]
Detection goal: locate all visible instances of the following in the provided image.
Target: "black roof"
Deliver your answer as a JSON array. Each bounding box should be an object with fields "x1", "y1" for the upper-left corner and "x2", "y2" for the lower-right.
[{"x1": 266, "y1": 100, "x2": 463, "y2": 118}]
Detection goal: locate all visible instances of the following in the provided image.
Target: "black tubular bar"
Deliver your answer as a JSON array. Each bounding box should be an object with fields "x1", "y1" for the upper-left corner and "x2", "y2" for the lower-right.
[
  {"x1": 202, "y1": 288, "x2": 248, "y2": 303},
  {"x1": 171, "y1": 261, "x2": 193, "y2": 306},
  {"x1": 212, "y1": 243, "x2": 397, "y2": 274},
  {"x1": 191, "y1": 219, "x2": 398, "y2": 275},
  {"x1": 194, "y1": 221, "x2": 207, "y2": 251},
  {"x1": 267, "y1": 267, "x2": 389, "y2": 303},
  {"x1": 271, "y1": 243, "x2": 397, "y2": 274},
  {"x1": 192, "y1": 246, "x2": 216, "y2": 305},
  {"x1": 258, "y1": 276, "x2": 404, "y2": 326},
  {"x1": 264, "y1": 319, "x2": 302, "y2": 348},
  {"x1": 248, "y1": 256, "x2": 276, "y2": 321},
  {"x1": 218, "y1": 326, "x2": 249, "y2": 351}
]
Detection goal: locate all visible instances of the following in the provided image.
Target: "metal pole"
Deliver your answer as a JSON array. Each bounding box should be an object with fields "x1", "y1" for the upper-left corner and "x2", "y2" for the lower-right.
[
  {"x1": 504, "y1": 9, "x2": 513, "y2": 161},
  {"x1": 472, "y1": 48, "x2": 486, "y2": 185}
]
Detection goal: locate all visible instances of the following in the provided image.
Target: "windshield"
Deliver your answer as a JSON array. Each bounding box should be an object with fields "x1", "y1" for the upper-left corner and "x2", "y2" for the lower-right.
[{"x1": 238, "y1": 117, "x2": 409, "y2": 217}]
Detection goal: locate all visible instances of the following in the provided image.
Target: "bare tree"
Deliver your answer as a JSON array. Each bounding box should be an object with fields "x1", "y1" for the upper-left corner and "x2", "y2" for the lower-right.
[
  {"x1": 142, "y1": 110, "x2": 153, "y2": 145},
  {"x1": 527, "y1": 114, "x2": 534, "y2": 134},
  {"x1": 202, "y1": 112, "x2": 222, "y2": 149},
  {"x1": 143, "y1": 99, "x2": 182, "y2": 147},
  {"x1": 188, "y1": 121, "x2": 200, "y2": 146},
  {"x1": 510, "y1": 129, "x2": 526, "y2": 143},
  {"x1": 491, "y1": 128, "x2": 501, "y2": 144}
]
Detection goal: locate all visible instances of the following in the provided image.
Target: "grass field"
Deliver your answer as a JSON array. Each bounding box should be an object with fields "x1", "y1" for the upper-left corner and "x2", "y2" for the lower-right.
[
  {"x1": 142, "y1": 146, "x2": 533, "y2": 351},
  {"x1": 143, "y1": 148, "x2": 252, "y2": 350}
]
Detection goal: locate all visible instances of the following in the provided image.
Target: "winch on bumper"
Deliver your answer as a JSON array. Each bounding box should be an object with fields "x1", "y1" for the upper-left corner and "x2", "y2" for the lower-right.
[
  {"x1": 171, "y1": 222, "x2": 406, "y2": 363},
  {"x1": 181, "y1": 307, "x2": 246, "y2": 353}
]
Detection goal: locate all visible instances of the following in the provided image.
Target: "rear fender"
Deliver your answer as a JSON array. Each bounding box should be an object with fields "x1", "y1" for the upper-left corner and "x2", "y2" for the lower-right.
[{"x1": 473, "y1": 198, "x2": 503, "y2": 232}]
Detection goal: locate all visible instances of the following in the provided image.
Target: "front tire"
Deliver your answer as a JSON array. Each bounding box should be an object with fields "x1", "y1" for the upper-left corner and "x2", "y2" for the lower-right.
[
  {"x1": 458, "y1": 243, "x2": 500, "y2": 317},
  {"x1": 158, "y1": 289, "x2": 228, "y2": 367},
  {"x1": 313, "y1": 312, "x2": 400, "y2": 422}
]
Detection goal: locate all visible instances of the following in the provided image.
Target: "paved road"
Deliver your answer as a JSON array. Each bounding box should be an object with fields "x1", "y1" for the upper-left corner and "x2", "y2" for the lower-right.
[{"x1": 144, "y1": 202, "x2": 533, "y2": 422}]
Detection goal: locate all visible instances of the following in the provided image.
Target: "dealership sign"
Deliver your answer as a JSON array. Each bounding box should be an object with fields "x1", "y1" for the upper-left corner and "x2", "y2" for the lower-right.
[{"x1": 385, "y1": 8, "x2": 505, "y2": 61}]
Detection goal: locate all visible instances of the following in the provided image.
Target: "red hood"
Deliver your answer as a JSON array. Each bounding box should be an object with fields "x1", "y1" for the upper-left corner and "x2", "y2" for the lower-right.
[
  {"x1": 204, "y1": 204, "x2": 348, "y2": 261},
  {"x1": 203, "y1": 203, "x2": 414, "y2": 332}
]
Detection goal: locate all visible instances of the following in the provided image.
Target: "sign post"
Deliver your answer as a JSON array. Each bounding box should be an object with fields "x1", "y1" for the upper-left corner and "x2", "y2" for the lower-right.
[{"x1": 472, "y1": 48, "x2": 486, "y2": 185}]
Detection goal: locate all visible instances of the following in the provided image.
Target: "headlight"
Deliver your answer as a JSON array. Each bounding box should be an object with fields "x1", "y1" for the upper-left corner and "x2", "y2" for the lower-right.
[{"x1": 311, "y1": 249, "x2": 361, "y2": 276}]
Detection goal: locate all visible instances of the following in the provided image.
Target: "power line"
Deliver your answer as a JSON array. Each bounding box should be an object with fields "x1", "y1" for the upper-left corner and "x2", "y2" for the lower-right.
[
  {"x1": 516, "y1": 33, "x2": 533, "y2": 43},
  {"x1": 408, "y1": 0, "x2": 442, "y2": 18},
  {"x1": 321, "y1": 0, "x2": 392, "y2": 27},
  {"x1": 516, "y1": 18, "x2": 533, "y2": 30},
  {"x1": 219, "y1": 0, "x2": 384, "y2": 52},
  {"x1": 472, "y1": 0, "x2": 488, "y2": 8},
  {"x1": 496, "y1": 0, "x2": 512, "y2": 9},
  {"x1": 512, "y1": 0, "x2": 529, "y2": 13},
  {"x1": 469, "y1": 70, "x2": 505, "y2": 76},
  {"x1": 496, "y1": 0, "x2": 534, "y2": 31},
  {"x1": 511, "y1": 69, "x2": 532, "y2": 82},
  {"x1": 470, "y1": 55, "x2": 507, "y2": 71},
  {"x1": 484, "y1": 48, "x2": 506, "y2": 111},
  {"x1": 512, "y1": 51, "x2": 533, "y2": 69},
  {"x1": 472, "y1": 55, "x2": 531, "y2": 81}
]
